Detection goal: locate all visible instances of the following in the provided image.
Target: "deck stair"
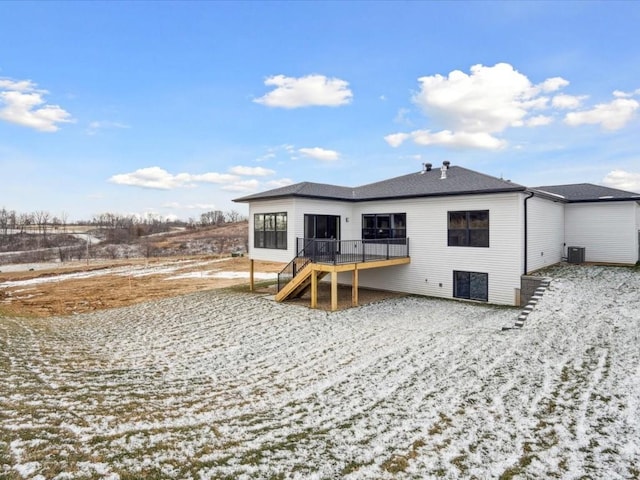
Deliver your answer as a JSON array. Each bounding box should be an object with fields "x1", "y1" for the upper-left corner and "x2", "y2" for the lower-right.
[
  {"x1": 275, "y1": 263, "x2": 328, "y2": 302},
  {"x1": 274, "y1": 237, "x2": 411, "y2": 309}
]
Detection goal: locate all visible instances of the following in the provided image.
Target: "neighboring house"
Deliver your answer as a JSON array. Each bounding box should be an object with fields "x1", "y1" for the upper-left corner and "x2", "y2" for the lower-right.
[{"x1": 234, "y1": 162, "x2": 640, "y2": 308}]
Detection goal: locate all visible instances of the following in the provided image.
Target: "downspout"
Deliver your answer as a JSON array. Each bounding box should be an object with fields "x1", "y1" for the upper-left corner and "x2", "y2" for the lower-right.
[{"x1": 523, "y1": 191, "x2": 535, "y2": 274}]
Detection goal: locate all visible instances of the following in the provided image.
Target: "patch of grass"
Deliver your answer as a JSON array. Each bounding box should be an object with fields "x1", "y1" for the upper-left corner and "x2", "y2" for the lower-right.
[
  {"x1": 450, "y1": 454, "x2": 468, "y2": 473},
  {"x1": 381, "y1": 438, "x2": 425, "y2": 474},
  {"x1": 382, "y1": 454, "x2": 409, "y2": 473},
  {"x1": 428, "y1": 412, "x2": 453, "y2": 435},
  {"x1": 240, "y1": 449, "x2": 265, "y2": 466},
  {"x1": 499, "y1": 454, "x2": 536, "y2": 480},
  {"x1": 341, "y1": 459, "x2": 374, "y2": 475}
]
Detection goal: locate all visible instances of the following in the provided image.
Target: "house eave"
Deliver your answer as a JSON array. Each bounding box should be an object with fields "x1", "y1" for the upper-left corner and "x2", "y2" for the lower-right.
[{"x1": 234, "y1": 186, "x2": 527, "y2": 204}]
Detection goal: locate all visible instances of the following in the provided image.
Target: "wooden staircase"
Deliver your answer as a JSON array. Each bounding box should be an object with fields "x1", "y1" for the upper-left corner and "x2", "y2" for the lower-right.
[
  {"x1": 274, "y1": 237, "x2": 411, "y2": 310},
  {"x1": 275, "y1": 263, "x2": 328, "y2": 302}
]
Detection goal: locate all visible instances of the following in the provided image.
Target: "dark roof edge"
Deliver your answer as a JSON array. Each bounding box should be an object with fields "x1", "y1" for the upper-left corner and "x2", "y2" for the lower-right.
[
  {"x1": 527, "y1": 188, "x2": 569, "y2": 203},
  {"x1": 529, "y1": 188, "x2": 640, "y2": 204},
  {"x1": 564, "y1": 197, "x2": 640, "y2": 204},
  {"x1": 234, "y1": 186, "x2": 527, "y2": 203}
]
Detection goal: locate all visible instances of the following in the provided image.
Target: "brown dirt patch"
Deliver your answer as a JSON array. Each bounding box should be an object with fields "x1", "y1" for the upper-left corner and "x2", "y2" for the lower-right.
[
  {"x1": 0, "y1": 256, "x2": 283, "y2": 318},
  {"x1": 254, "y1": 283, "x2": 405, "y2": 311}
]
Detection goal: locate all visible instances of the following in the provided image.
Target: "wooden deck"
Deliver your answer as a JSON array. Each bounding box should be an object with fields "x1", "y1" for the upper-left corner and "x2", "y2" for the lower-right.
[{"x1": 275, "y1": 256, "x2": 411, "y2": 311}]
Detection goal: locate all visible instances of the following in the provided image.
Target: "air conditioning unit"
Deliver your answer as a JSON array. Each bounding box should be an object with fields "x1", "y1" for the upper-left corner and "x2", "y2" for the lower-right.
[{"x1": 567, "y1": 246, "x2": 585, "y2": 264}]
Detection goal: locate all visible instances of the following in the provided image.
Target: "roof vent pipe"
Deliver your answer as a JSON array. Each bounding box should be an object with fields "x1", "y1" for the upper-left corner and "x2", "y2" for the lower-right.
[
  {"x1": 443, "y1": 160, "x2": 450, "y2": 169},
  {"x1": 440, "y1": 163, "x2": 447, "y2": 179},
  {"x1": 420, "y1": 162, "x2": 433, "y2": 174}
]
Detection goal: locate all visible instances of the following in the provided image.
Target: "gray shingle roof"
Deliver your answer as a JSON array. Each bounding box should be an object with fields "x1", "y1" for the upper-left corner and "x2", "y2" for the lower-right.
[
  {"x1": 532, "y1": 183, "x2": 640, "y2": 202},
  {"x1": 234, "y1": 166, "x2": 525, "y2": 203}
]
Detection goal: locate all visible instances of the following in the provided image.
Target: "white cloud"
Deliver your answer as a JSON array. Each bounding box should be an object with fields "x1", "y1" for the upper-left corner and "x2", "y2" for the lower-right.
[
  {"x1": 410, "y1": 129, "x2": 506, "y2": 150},
  {"x1": 613, "y1": 89, "x2": 640, "y2": 98},
  {"x1": 564, "y1": 97, "x2": 639, "y2": 130},
  {"x1": 254, "y1": 74, "x2": 353, "y2": 108},
  {"x1": 394, "y1": 107, "x2": 412, "y2": 125},
  {"x1": 602, "y1": 170, "x2": 640, "y2": 193},
  {"x1": 193, "y1": 172, "x2": 240, "y2": 184},
  {"x1": 109, "y1": 167, "x2": 239, "y2": 190},
  {"x1": 86, "y1": 120, "x2": 130, "y2": 135},
  {"x1": 384, "y1": 132, "x2": 410, "y2": 147},
  {"x1": 539, "y1": 77, "x2": 570, "y2": 92},
  {"x1": 527, "y1": 115, "x2": 554, "y2": 127},
  {"x1": 386, "y1": 63, "x2": 572, "y2": 150},
  {"x1": 388, "y1": 63, "x2": 639, "y2": 151},
  {"x1": 0, "y1": 77, "x2": 73, "y2": 132},
  {"x1": 552, "y1": 94, "x2": 587, "y2": 109},
  {"x1": 411, "y1": 63, "x2": 559, "y2": 134},
  {"x1": 298, "y1": 147, "x2": 340, "y2": 161},
  {"x1": 229, "y1": 165, "x2": 275, "y2": 176},
  {"x1": 267, "y1": 178, "x2": 295, "y2": 188}
]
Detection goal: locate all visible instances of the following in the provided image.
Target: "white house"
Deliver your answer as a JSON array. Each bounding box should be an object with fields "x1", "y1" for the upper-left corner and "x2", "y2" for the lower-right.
[{"x1": 234, "y1": 162, "x2": 640, "y2": 309}]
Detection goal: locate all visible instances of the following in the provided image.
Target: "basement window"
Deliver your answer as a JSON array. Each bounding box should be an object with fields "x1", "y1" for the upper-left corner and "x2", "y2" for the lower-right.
[{"x1": 453, "y1": 270, "x2": 488, "y2": 302}]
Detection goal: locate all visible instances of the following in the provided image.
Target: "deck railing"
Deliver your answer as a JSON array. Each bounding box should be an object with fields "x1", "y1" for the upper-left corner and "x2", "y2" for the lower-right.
[
  {"x1": 277, "y1": 237, "x2": 410, "y2": 292},
  {"x1": 276, "y1": 238, "x2": 315, "y2": 292}
]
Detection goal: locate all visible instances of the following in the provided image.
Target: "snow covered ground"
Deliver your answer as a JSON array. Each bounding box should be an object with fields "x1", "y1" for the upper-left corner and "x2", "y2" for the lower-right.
[
  {"x1": 0, "y1": 258, "x2": 251, "y2": 287},
  {"x1": 1, "y1": 264, "x2": 639, "y2": 479}
]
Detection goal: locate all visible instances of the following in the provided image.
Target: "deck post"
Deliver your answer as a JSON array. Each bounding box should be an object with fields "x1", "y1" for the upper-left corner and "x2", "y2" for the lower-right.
[
  {"x1": 249, "y1": 259, "x2": 255, "y2": 291},
  {"x1": 352, "y1": 266, "x2": 359, "y2": 307},
  {"x1": 331, "y1": 270, "x2": 338, "y2": 311},
  {"x1": 311, "y1": 269, "x2": 318, "y2": 309}
]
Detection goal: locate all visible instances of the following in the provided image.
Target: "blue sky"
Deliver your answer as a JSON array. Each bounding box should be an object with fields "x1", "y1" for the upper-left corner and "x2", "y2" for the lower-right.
[{"x1": 1, "y1": 1, "x2": 639, "y2": 222}]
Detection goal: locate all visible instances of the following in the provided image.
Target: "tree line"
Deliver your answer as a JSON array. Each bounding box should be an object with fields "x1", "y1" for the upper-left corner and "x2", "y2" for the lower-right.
[{"x1": 1, "y1": 207, "x2": 246, "y2": 245}]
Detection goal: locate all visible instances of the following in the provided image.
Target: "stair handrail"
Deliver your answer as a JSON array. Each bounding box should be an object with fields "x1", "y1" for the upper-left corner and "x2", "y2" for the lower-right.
[{"x1": 277, "y1": 238, "x2": 315, "y2": 292}]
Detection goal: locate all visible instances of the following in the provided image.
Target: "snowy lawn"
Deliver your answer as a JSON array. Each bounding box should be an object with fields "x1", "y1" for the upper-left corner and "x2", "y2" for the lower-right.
[{"x1": 1, "y1": 264, "x2": 639, "y2": 479}]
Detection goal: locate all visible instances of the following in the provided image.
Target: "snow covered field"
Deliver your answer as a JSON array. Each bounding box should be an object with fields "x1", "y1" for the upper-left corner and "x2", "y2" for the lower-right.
[{"x1": 1, "y1": 264, "x2": 639, "y2": 479}]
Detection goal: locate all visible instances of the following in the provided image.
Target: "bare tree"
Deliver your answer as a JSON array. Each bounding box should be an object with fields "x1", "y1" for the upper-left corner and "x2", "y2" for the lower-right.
[
  {"x1": 226, "y1": 210, "x2": 241, "y2": 223},
  {"x1": 200, "y1": 210, "x2": 225, "y2": 227},
  {"x1": 60, "y1": 211, "x2": 69, "y2": 233},
  {"x1": 33, "y1": 210, "x2": 51, "y2": 243}
]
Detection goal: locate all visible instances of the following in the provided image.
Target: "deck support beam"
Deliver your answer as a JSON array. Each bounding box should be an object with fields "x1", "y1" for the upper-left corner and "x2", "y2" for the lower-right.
[
  {"x1": 275, "y1": 256, "x2": 410, "y2": 309},
  {"x1": 331, "y1": 271, "x2": 338, "y2": 311},
  {"x1": 352, "y1": 267, "x2": 359, "y2": 307},
  {"x1": 311, "y1": 270, "x2": 318, "y2": 309},
  {"x1": 249, "y1": 259, "x2": 254, "y2": 292}
]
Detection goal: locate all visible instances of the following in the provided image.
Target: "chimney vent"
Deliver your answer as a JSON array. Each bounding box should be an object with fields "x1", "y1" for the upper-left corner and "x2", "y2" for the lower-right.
[
  {"x1": 420, "y1": 162, "x2": 433, "y2": 174},
  {"x1": 443, "y1": 160, "x2": 451, "y2": 169}
]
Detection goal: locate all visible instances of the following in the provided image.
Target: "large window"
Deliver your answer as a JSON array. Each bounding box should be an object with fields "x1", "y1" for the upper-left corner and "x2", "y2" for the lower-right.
[
  {"x1": 254, "y1": 212, "x2": 287, "y2": 249},
  {"x1": 454, "y1": 271, "x2": 488, "y2": 302},
  {"x1": 448, "y1": 210, "x2": 489, "y2": 247},
  {"x1": 362, "y1": 213, "x2": 406, "y2": 239}
]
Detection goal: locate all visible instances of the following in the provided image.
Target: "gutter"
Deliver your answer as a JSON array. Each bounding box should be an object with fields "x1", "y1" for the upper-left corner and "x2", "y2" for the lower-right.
[{"x1": 523, "y1": 191, "x2": 535, "y2": 274}]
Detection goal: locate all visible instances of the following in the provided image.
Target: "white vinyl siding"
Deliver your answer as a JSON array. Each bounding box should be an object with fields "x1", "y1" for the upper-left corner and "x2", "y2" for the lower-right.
[
  {"x1": 526, "y1": 196, "x2": 565, "y2": 272},
  {"x1": 564, "y1": 202, "x2": 638, "y2": 264},
  {"x1": 248, "y1": 198, "x2": 353, "y2": 263},
  {"x1": 248, "y1": 199, "x2": 297, "y2": 263},
  {"x1": 342, "y1": 192, "x2": 523, "y2": 305}
]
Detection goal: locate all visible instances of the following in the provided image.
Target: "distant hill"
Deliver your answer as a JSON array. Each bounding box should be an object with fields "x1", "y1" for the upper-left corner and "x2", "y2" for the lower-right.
[{"x1": 0, "y1": 221, "x2": 249, "y2": 265}]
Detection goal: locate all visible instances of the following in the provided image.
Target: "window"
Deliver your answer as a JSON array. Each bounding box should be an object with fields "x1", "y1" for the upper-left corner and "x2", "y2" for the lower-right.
[
  {"x1": 254, "y1": 212, "x2": 287, "y2": 249},
  {"x1": 448, "y1": 210, "x2": 489, "y2": 247},
  {"x1": 362, "y1": 213, "x2": 406, "y2": 239},
  {"x1": 454, "y1": 271, "x2": 488, "y2": 301}
]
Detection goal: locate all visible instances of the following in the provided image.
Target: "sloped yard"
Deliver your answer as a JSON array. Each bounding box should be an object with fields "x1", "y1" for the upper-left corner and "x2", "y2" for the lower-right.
[{"x1": 1, "y1": 264, "x2": 639, "y2": 479}]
